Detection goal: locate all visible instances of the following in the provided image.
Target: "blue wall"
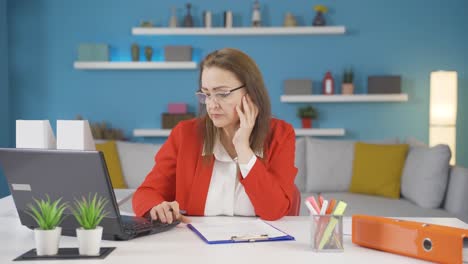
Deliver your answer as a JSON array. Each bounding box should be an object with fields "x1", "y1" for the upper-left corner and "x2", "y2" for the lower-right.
[
  {"x1": 0, "y1": 0, "x2": 11, "y2": 197},
  {"x1": 7, "y1": 0, "x2": 468, "y2": 166}
]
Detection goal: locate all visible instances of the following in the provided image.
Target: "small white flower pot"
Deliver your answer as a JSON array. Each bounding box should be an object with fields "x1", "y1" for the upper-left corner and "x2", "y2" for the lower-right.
[
  {"x1": 76, "y1": 226, "x2": 103, "y2": 256},
  {"x1": 34, "y1": 227, "x2": 62, "y2": 256}
]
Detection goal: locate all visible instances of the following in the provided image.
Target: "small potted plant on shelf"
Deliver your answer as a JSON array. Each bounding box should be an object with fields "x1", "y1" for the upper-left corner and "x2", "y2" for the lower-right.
[
  {"x1": 297, "y1": 105, "x2": 318, "y2": 128},
  {"x1": 342, "y1": 69, "x2": 354, "y2": 95},
  {"x1": 71, "y1": 193, "x2": 109, "y2": 256},
  {"x1": 25, "y1": 195, "x2": 67, "y2": 256}
]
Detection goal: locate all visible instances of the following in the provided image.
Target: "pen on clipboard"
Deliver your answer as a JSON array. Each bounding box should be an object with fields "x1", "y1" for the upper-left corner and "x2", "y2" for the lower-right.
[{"x1": 231, "y1": 234, "x2": 269, "y2": 242}]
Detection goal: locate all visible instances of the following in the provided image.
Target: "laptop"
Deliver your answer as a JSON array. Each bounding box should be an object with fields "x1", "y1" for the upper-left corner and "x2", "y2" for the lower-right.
[{"x1": 0, "y1": 148, "x2": 179, "y2": 241}]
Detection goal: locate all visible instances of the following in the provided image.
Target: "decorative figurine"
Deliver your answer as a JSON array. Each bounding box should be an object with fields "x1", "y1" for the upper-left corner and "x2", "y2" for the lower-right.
[
  {"x1": 131, "y1": 43, "x2": 140, "y2": 62},
  {"x1": 283, "y1": 12, "x2": 297, "y2": 27},
  {"x1": 144, "y1": 46, "x2": 153, "y2": 61},
  {"x1": 169, "y1": 7, "x2": 178, "y2": 27},
  {"x1": 313, "y1": 5, "x2": 328, "y2": 26},
  {"x1": 322, "y1": 71, "x2": 335, "y2": 95},
  {"x1": 252, "y1": 0, "x2": 261, "y2": 27},
  {"x1": 183, "y1": 3, "x2": 194, "y2": 27}
]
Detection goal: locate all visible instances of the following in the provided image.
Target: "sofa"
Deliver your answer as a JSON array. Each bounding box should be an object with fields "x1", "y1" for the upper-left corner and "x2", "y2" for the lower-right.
[{"x1": 111, "y1": 137, "x2": 468, "y2": 223}]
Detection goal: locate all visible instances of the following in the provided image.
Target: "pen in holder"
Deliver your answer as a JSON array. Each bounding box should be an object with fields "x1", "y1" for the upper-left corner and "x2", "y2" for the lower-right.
[{"x1": 310, "y1": 214, "x2": 344, "y2": 252}]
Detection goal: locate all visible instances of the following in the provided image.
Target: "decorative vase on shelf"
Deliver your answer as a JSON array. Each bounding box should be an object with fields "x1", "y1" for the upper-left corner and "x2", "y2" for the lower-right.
[
  {"x1": 169, "y1": 7, "x2": 178, "y2": 27},
  {"x1": 312, "y1": 5, "x2": 328, "y2": 26},
  {"x1": 283, "y1": 12, "x2": 297, "y2": 27},
  {"x1": 131, "y1": 43, "x2": 140, "y2": 62},
  {"x1": 322, "y1": 71, "x2": 335, "y2": 95},
  {"x1": 144, "y1": 46, "x2": 153, "y2": 61},
  {"x1": 252, "y1": 0, "x2": 261, "y2": 27},
  {"x1": 313, "y1": 11, "x2": 326, "y2": 26},
  {"x1": 183, "y1": 3, "x2": 194, "y2": 27}
]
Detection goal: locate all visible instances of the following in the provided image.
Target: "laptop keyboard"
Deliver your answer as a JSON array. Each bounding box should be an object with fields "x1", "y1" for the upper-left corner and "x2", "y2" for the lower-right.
[{"x1": 121, "y1": 215, "x2": 180, "y2": 236}]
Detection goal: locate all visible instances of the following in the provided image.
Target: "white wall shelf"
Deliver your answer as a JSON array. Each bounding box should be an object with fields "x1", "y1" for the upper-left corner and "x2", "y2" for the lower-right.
[
  {"x1": 133, "y1": 128, "x2": 345, "y2": 137},
  {"x1": 74, "y1": 61, "x2": 197, "y2": 70},
  {"x1": 133, "y1": 129, "x2": 172, "y2": 137},
  {"x1": 132, "y1": 26, "x2": 346, "y2": 36},
  {"x1": 280, "y1": 94, "x2": 409, "y2": 103},
  {"x1": 295, "y1": 128, "x2": 345, "y2": 137}
]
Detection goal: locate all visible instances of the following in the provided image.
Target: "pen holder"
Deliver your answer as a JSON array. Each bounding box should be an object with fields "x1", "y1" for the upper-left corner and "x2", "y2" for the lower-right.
[{"x1": 310, "y1": 214, "x2": 344, "y2": 252}]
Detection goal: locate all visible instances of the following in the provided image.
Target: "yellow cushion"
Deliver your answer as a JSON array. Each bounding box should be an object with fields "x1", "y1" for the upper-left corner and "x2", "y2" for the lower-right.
[
  {"x1": 95, "y1": 140, "x2": 127, "y2": 189},
  {"x1": 349, "y1": 142, "x2": 409, "y2": 199}
]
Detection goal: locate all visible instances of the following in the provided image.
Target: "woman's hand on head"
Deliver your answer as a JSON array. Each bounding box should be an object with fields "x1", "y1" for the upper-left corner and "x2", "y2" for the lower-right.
[
  {"x1": 233, "y1": 94, "x2": 258, "y2": 162},
  {"x1": 149, "y1": 201, "x2": 191, "y2": 224}
]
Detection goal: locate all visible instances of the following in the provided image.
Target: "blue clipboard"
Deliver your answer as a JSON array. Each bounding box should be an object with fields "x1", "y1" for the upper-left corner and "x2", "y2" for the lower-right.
[{"x1": 187, "y1": 221, "x2": 295, "y2": 244}]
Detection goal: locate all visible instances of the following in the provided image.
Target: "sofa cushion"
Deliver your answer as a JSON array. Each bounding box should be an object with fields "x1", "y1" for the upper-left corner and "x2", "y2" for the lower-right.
[
  {"x1": 294, "y1": 137, "x2": 306, "y2": 192},
  {"x1": 401, "y1": 144, "x2": 451, "y2": 208},
  {"x1": 95, "y1": 140, "x2": 127, "y2": 189},
  {"x1": 116, "y1": 141, "x2": 161, "y2": 189},
  {"x1": 305, "y1": 138, "x2": 399, "y2": 193},
  {"x1": 300, "y1": 192, "x2": 452, "y2": 217},
  {"x1": 305, "y1": 138, "x2": 354, "y2": 192},
  {"x1": 444, "y1": 166, "x2": 468, "y2": 222},
  {"x1": 349, "y1": 142, "x2": 409, "y2": 199}
]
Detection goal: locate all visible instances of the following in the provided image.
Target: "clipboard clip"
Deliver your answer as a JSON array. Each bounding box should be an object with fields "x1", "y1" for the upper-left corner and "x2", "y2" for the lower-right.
[{"x1": 231, "y1": 234, "x2": 269, "y2": 242}]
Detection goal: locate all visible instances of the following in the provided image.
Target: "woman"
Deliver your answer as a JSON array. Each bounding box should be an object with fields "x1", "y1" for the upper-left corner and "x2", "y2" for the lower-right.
[{"x1": 132, "y1": 48, "x2": 298, "y2": 223}]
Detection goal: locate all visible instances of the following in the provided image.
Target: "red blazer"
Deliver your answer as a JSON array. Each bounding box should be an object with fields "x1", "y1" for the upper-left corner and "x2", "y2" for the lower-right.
[{"x1": 132, "y1": 118, "x2": 298, "y2": 221}]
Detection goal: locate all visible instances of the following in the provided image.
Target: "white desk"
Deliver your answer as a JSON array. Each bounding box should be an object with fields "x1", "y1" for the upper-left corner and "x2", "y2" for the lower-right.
[{"x1": 1, "y1": 195, "x2": 467, "y2": 264}]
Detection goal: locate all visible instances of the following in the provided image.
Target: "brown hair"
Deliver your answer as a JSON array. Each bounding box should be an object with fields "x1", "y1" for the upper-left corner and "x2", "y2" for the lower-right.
[{"x1": 198, "y1": 48, "x2": 272, "y2": 159}]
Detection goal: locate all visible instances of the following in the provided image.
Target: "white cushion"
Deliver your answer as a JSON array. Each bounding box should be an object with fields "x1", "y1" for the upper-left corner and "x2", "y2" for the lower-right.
[{"x1": 116, "y1": 141, "x2": 161, "y2": 189}]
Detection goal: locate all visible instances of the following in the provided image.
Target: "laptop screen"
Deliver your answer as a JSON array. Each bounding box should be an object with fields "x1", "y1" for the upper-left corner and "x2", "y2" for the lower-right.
[{"x1": 0, "y1": 148, "x2": 122, "y2": 232}]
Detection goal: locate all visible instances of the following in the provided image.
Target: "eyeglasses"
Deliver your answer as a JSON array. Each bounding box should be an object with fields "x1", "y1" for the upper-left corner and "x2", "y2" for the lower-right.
[{"x1": 195, "y1": 85, "x2": 245, "y2": 104}]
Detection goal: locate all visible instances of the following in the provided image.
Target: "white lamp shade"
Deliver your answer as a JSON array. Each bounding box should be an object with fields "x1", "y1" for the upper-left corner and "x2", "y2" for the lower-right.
[
  {"x1": 429, "y1": 126, "x2": 455, "y2": 164},
  {"x1": 430, "y1": 71, "x2": 458, "y2": 126}
]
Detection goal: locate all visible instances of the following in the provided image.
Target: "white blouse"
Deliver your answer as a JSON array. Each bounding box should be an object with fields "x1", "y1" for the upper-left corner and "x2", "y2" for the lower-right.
[{"x1": 204, "y1": 140, "x2": 257, "y2": 216}]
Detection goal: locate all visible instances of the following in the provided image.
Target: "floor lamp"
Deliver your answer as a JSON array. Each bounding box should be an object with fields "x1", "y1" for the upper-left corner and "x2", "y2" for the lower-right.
[{"x1": 429, "y1": 71, "x2": 458, "y2": 164}]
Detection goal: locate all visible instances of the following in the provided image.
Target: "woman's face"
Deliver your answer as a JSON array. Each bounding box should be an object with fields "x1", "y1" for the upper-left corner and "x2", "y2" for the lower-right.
[{"x1": 200, "y1": 67, "x2": 246, "y2": 129}]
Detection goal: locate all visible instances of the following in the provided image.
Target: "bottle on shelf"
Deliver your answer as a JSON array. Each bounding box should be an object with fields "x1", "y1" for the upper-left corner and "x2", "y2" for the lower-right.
[
  {"x1": 169, "y1": 7, "x2": 178, "y2": 27},
  {"x1": 224, "y1": 10, "x2": 233, "y2": 28},
  {"x1": 203, "y1": 10, "x2": 212, "y2": 28},
  {"x1": 322, "y1": 71, "x2": 335, "y2": 95},
  {"x1": 252, "y1": 0, "x2": 261, "y2": 27},
  {"x1": 183, "y1": 3, "x2": 194, "y2": 27}
]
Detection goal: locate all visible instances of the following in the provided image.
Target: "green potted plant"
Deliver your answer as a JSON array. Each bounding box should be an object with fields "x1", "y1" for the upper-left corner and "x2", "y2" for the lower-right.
[
  {"x1": 342, "y1": 69, "x2": 354, "y2": 95},
  {"x1": 297, "y1": 105, "x2": 318, "y2": 128},
  {"x1": 25, "y1": 195, "x2": 67, "y2": 256},
  {"x1": 71, "y1": 193, "x2": 109, "y2": 256}
]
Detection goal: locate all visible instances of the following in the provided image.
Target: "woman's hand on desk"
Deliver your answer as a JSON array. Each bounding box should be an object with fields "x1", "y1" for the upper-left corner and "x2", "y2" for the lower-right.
[{"x1": 149, "y1": 201, "x2": 191, "y2": 224}]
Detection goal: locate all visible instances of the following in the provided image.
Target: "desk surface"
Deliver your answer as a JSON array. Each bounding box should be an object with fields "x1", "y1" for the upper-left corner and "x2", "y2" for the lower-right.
[{"x1": 1, "y1": 195, "x2": 467, "y2": 264}]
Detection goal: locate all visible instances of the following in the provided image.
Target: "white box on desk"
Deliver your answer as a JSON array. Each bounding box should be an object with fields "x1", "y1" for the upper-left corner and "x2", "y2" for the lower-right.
[
  {"x1": 56, "y1": 120, "x2": 95, "y2": 150},
  {"x1": 16, "y1": 120, "x2": 56, "y2": 149}
]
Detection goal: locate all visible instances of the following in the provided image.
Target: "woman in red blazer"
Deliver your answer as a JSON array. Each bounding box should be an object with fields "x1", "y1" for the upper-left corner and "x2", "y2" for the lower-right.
[{"x1": 133, "y1": 48, "x2": 298, "y2": 222}]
